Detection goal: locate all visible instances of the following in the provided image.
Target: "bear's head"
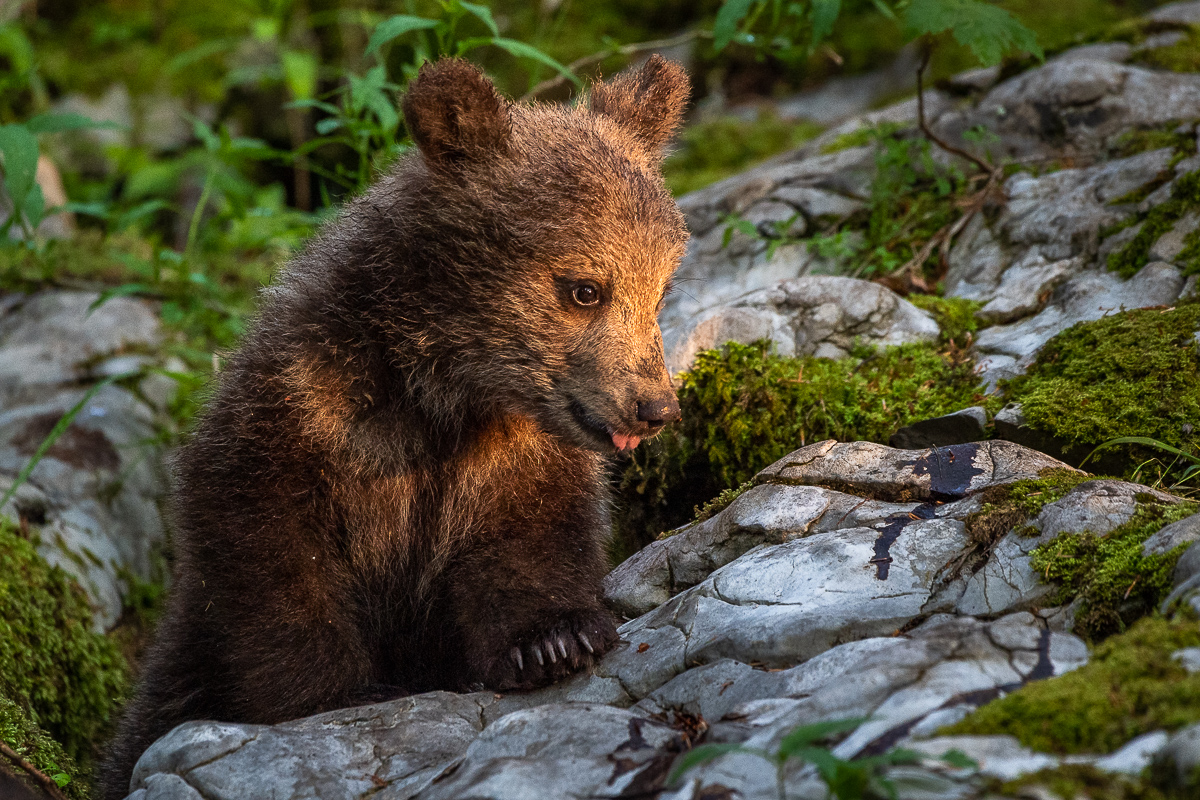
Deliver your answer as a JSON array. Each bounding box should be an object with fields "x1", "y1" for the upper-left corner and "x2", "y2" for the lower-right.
[{"x1": 399, "y1": 55, "x2": 690, "y2": 454}]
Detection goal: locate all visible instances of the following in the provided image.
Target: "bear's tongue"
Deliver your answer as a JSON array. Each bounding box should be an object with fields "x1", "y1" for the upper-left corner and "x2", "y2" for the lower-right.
[{"x1": 611, "y1": 431, "x2": 642, "y2": 452}]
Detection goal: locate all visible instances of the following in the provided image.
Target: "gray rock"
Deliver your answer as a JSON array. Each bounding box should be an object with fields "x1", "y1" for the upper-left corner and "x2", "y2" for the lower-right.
[
  {"x1": 0, "y1": 291, "x2": 170, "y2": 628},
  {"x1": 1150, "y1": 210, "x2": 1200, "y2": 264},
  {"x1": 975, "y1": 256, "x2": 1080, "y2": 325},
  {"x1": 756, "y1": 439, "x2": 1078, "y2": 502},
  {"x1": 1158, "y1": 722, "x2": 1200, "y2": 784},
  {"x1": 1094, "y1": 730, "x2": 1171, "y2": 775},
  {"x1": 973, "y1": 262, "x2": 1186, "y2": 388},
  {"x1": 663, "y1": 275, "x2": 939, "y2": 373},
  {"x1": 131, "y1": 693, "x2": 485, "y2": 800},
  {"x1": 1148, "y1": 1, "x2": 1200, "y2": 24},
  {"x1": 1144, "y1": 511, "x2": 1200, "y2": 557},
  {"x1": 889, "y1": 407, "x2": 989, "y2": 450},
  {"x1": 905, "y1": 736, "x2": 1058, "y2": 781},
  {"x1": 1175, "y1": 541, "x2": 1200, "y2": 586}
]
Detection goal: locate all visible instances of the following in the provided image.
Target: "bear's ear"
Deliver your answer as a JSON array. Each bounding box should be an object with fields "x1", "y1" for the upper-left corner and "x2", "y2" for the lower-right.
[
  {"x1": 589, "y1": 55, "x2": 690, "y2": 157},
  {"x1": 402, "y1": 58, "x2": 511, "y2": 169}
]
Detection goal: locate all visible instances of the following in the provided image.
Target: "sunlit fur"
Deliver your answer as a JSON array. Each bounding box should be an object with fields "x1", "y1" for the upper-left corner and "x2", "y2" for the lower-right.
[{"x1": 101, "y1": 56, "x2": 690, "y2": 799}]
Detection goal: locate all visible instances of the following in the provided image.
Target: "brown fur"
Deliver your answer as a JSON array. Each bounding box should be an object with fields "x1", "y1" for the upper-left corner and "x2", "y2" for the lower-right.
[{"x1": 101, "y1": 55, "x2": 690, "y2": 799}]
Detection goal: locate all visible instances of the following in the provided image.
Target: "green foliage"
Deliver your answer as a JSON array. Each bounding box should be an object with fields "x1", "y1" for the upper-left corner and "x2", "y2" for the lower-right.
[
  {"x1": 0, "y1": 697, "x2": 84, "y2": 799},
  {"x1": 689, "y1": 480, "x2": 755, "y2": 526},
  {"x1": 997, "y1": 763, "x2": 1192, "y2": 800},
  {"x1": 1108, "y1": 169, "x2": 1200, "y2": 278},
  {"x1": 1001, "y1": 302, "x2": 1200, "y2": 486},
  {"x1": 669, "y1": 717, "x2": 957, "y2": 800},
  {"x1": 962, "y1": 468, "x2": 1093, "y2": 547},
  {"x1": 907, "y1": 295, "x2": 986, "y2": 348},
  {"x1": 713, "y1": 0, "x2": 1041, "y2": 68},
  {"x1": 663, "y1": 112, "x2": 823, "y2": 196},
  {"x1": 616, "y1": 339, "x2": 998, "y2": 551},
  {"x1": 0, "y1": 517, "x2": 129, "y2": 771},
  {"x1": 943, "y1": 616, "x2": 1200, "y2": 754},
  {"x1": 1030, "y1": 500, "x2": 1197, "y2": 641}
]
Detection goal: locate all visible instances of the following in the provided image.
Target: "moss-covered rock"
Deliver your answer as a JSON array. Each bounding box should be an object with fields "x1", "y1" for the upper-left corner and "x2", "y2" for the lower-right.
[
  {"x1": 614, "y1": 339, "x2": 998, "y2": 557},
  {"x1": 962, "y1": 468, "x2": 1094, "y2": 548},
  {"x1": 943, "y1": 615, "x2": 1200, "y2": 754},
  {"x1": 1030, "y1": 500, "x2": 1197, "y2": 641},
  {"x1": 0, "y1": 697, "x2": 85, "y2": 800},
  {"x1": 1002, "y1": 301, "x2": 1200, "y2": 481},
  {"x1": 995, "y1": 763, "x2": 1190, "y2": 800},
  {"x1": 0, "y1": 516, "x2": 129, "y2": 774}
]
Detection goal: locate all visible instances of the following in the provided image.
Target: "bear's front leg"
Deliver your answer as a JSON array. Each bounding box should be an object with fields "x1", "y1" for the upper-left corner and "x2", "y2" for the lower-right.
[{"x1": 446, "y1": 506, "x2": 619, "y2": 691}]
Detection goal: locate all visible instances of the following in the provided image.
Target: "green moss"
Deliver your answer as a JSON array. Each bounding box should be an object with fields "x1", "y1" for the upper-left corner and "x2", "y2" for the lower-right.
[
  {"x1": 996, "y1": 764, "x2": 1187, "y2": 800},
  {"x1": 0, "y1": 697, "x2": 85, "y2": 800},
  {"x1": 663, "y1": 112, "x2": 823, "y2": 197},
  {"x1": 943, "y1": 615, "x2": 1200, "y2": 754},
  {"x1": 0, "y1": 517, "x2": 129, "y2": 771},
  {"x1": 1002, "y1": 301, "x2": 1200, "y2": 480},
  {"x1": 690, "y1": 480, "x2": 755, "y2": 527},
  {"x1": 615, "y1": 339, "x2": 999, "y2": 555},
  {"x1": 1030, "y1": 500, "x2": 1197, "y2": 641},
  {"x1": 1137, "y1": 27, "x2": 1200, "y2": 74},
  {"x1": 820, "y1": 122, "x2": 905, "y2": 155},
  {"x1": 1107, "y1": 169, "x2": 1200, "y2": 278},
  {"x1": 906, "y1": 295, "x2": 987, "y2": 349},
  {"x1": 963, "y1": 469, "x2": 1093, "y2": 548}
]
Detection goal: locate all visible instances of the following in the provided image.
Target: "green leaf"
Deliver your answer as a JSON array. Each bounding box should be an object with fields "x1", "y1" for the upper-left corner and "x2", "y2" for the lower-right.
[
  {"x1": 778, "y1": 717, "x2": 866, "y2": 755},
  {"x1": 0, "y1": 123, "x2": 40, "y2": 217},
  {"x1": 667, "y1": 743, "x2": 754, "y2": 783},
  {"x1": 52, "y1": 773, "x2": 71, "y2": 788},
  {"x1": 365, "y1": 15, "x2": 441, "y2": 57},
  {"x1": 938, "y1": 748, "x2": 978, "y2": 769},
  {"x1": 810, "y1": 0, "x2": 841, "y2": 47},
  {"x1": 903, "y1": 0, "x2": 1042, "y2": 66},
  {"x1": 485, "y1": 38, "x2": 580, "y2": 85},
  {"x1": 714, "y1": 0, "x2": 757, "y2": 52},
  {"x1": 1087, "y1": 436, "x2": 1200, "y2": 465},
  {"x1": 281, "y1": 49, "x2": 319, "y2": 101},
  {"x1": 460, "y1": 1, "x2": 500, "y2": 36},
  {"x1": 24, "y1": 111, "x2": 121, "y2": 134}
]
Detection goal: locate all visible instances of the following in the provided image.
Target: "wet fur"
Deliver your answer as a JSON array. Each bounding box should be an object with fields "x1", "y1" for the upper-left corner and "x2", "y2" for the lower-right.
[{"x1": 101, "y1": 56, "x2": 690, "y2": 798}]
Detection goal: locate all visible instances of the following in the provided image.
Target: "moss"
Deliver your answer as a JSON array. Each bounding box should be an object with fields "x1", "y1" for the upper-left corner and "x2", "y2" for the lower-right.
[
  {"x1": 963, "y1": 469, "x2": 1093, "y2": 548},
  {"x1": 0, "y1": 697, "x2": 85, "y2": 800},
  {"x1": 995, "y1": 764, "x2": 1187, "y2": 800},
  {"x1": 820, "y1": 122, "x2": 904, "y2": 155},
  {"x1": 0, "y1": 516, "x2": 129, "y2": 771},
  {"x1": 690, "y1": 481, "x2": 754, "y2": 527},
  {"x1": 1001, "y1": 301, "x2": 1200, "y2": 481},
  {"x1": 1107, "y1": 169, "x2": 1200, "y2": 278},
  {"x1": 663, "y1": 112, "x2": 823, "y2": 197},
  {"x1": 906, "y1": 295, "x2": 987, "y2": 349},
  {"x1": 1137, "y1": 27, "x2": 1200, "y2": 75},
  {"x1": 615, "y1": 339, "x2": 999, "y2": 556},
  {"x1": 1030, "y1": 499, "x2": 1197, "y2": 641},
  {"x1": 943, "y1": 616, "x2": 1200, "y2": 754}
]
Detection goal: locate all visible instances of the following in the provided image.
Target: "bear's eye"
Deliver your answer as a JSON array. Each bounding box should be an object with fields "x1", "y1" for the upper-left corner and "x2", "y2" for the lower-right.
[{"x1": 571, "y1": 282, "x2": 601, "y2": 307}]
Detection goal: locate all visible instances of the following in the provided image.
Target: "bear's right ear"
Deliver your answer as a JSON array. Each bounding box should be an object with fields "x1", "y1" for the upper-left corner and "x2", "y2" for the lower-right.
[
  {"x1": 589, "y1": 55, "x2": 690, "y2": 158},
  {"x1": 402, "y1": 58, "x2": 511, "y2": 169}
]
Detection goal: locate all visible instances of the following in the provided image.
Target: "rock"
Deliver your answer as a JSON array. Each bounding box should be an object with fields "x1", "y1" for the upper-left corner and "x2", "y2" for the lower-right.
[
  {"x1": 774, "y1": 46, "x2": 922, "y2": 125},
  {"x1": 905, "y1": 735, "x2": 1058, "y2": 781},
  {"x1": 130, "y1": 693, "x2": 485, "y2": 800},
  {"x1": 973, "y1": 262, "x2": 1186, "y2": 389},
  {"x1": 1175, "y1": 541, "x2": 1200, "y2": 586},
  {"x1": 0, "y1": 291, "x2": 171, "y2": 629},
  {"x1": 1148, "y1": 1, "x2": 1200, "y2": 25},
  {"x1": 1143, "y1": 511, "x2": 1200, "y2": 556},
  {"x1": 1150, "y1": 210, "x2": 1200, "y2": 264},
  {"x1": 756, "y1": 439, "x2": 1078, "y2": 502},
  {"x1": 975, "y1": 256, "x2": 1080, "y2": 325},
  {"x1": 1173, "y1": 648, "x2": 1200, "y2": 673},
  {"x1": 888, "y1": 407, "x2": 989, "y2": 449},
  {"x1": 1094, "y1": 730, "x2": 1171, "y2": 775},
  {"x1": 663, "y1": 275, "x2": 939, "y2": 374},
  {"x1": 1158, "y1": 722, "x2": 1200, "y2": 784}
]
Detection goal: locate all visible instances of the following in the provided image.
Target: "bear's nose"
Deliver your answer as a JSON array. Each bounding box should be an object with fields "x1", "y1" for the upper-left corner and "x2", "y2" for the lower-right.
[{"x1": 636, "y1": 394, "x2": 682, "y2": 428}]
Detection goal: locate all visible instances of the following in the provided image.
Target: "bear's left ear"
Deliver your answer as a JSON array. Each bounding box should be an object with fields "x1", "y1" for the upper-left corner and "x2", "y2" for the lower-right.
[
  {"x1": 403, "y1": 58, "x2": 512, "y2": 169},
  {"x1": 589, "y1": 55, "x2": 690, "y2": 157}
]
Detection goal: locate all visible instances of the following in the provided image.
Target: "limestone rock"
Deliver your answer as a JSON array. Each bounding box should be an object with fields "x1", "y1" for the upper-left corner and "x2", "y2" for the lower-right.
[{"x1": 888, "y1": 406, "x2": 989, "y2": 449}]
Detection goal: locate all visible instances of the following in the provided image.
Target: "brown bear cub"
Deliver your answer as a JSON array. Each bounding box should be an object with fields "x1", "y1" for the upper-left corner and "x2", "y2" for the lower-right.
[{"x1": 101, "y1": 55, "x2": 690, "y2": 798}]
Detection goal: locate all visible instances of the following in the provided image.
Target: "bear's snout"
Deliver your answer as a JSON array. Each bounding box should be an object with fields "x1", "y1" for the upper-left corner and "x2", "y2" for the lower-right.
[{"x1": 635, "y1": 393, "x2": 681, "y2": 429}]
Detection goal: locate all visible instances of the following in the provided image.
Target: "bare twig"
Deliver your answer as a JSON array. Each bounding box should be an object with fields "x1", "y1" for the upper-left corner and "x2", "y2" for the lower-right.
[
  {"x1": 915, "y1": 38, "x2": 997, "y2": 176},
  {"x1": 878, "y1": 167, "x2": 1002, "y2": 294},
  {"x1": 0, "y1": 742, "x2": 69, "y2": 800},
  {"x1": 519, "y1": 30, "x2": 711, "y2": 102}
]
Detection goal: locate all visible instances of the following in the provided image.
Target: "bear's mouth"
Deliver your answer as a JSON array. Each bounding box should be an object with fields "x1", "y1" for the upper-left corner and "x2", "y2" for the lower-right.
[{"x1": 567, "y1": 399, "x2": 642, "y2": 453}]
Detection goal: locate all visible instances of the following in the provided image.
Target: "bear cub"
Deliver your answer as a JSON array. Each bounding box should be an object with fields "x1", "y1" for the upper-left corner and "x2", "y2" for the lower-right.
[{"x1": 102, "y1": 55, "x2": 691, "y2": 798}]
